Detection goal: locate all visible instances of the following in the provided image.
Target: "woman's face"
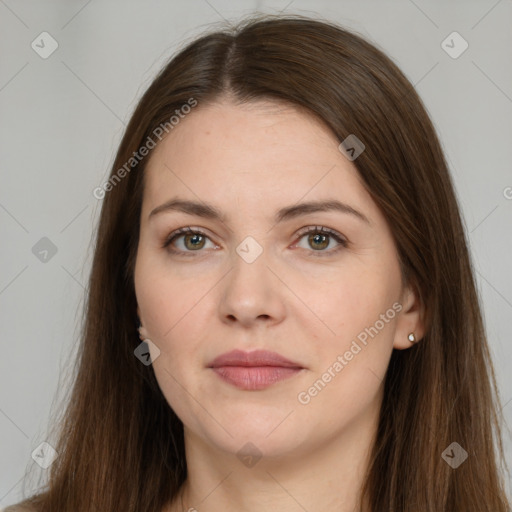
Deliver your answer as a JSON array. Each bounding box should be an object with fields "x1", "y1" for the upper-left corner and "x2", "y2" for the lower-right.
[{"x1": 134, "y1": 98, "x2": 422, "y2": 460}]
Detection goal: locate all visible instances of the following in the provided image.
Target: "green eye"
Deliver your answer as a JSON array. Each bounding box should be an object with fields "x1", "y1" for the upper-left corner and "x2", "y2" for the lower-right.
[
  {"x1": 163, "y1": 225, "x2": 347, "y2": 257},
  {"x1": 163, "y1": 227, "x2": 213, "y2": 256},
  {"x1": 294, "y1": 226, "x2": 347, "y2": 256}
]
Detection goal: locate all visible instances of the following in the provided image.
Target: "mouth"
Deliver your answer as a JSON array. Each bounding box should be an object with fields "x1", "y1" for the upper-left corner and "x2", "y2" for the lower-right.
[{"x1": 207, "y1": 349, "x2": 304, "y2": 391}]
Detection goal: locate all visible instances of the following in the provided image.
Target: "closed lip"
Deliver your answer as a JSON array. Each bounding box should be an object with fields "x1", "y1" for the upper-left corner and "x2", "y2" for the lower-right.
[{"x1": 208, "y1": 349, "x2": 304, "y2": 369}]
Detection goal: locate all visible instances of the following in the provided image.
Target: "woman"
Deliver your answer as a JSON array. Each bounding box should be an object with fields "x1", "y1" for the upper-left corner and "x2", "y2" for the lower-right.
[{"x1": 5, "y1": 13, "x2": 511, "y2": 512}]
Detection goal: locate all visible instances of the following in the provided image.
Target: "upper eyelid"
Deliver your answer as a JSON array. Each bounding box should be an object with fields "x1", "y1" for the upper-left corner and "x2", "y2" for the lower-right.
[{"x1": 295, "y1": 225, "x2": 345, "y2": 238}]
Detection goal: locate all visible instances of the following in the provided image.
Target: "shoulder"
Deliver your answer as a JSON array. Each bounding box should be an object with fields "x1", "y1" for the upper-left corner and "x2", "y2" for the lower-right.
[{"x1": 1, "y1": 504, "x2": 37, "y2": 512}]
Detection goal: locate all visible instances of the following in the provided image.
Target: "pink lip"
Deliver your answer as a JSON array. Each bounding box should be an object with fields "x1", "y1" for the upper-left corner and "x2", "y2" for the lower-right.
[
  {"x1": 209, "y1": 349, "x2": 302, "y2": 368},
  {"x1": 208, "y1": 350, "x2": 304, "y2": 391}
]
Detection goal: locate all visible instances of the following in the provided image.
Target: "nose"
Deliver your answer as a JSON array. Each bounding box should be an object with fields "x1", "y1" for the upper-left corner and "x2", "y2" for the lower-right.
[{"x1": 217, "y1": 244, "x2": 287, "y2": 328}]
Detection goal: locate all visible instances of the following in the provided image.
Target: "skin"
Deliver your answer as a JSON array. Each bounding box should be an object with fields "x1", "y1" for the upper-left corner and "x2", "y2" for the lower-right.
[{"x1": 134, "y1": 97, "x2": 424, "y2": 512}]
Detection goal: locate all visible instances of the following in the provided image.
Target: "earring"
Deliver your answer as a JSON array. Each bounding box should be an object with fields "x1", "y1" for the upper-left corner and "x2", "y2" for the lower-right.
[{"x1": 408, "y1": 333, "x2": 416, "y2": 343}]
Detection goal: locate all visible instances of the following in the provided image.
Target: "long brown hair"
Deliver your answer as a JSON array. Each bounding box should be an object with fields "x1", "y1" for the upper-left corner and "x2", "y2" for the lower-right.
[{"x1": 10, "y1": 13, "x2": 511, "y2": 512}]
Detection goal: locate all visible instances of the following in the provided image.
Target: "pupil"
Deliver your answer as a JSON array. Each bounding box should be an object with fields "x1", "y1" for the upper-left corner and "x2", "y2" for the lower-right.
[
  {"x1": 311, "y1": 233, "x2": 328, "y2": 250},
  {"x1": 187, "y1": 234, "x2": 203, "y2": 249}
]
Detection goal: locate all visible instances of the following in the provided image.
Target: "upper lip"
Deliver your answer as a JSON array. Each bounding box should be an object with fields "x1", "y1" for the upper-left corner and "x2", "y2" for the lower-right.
[{"x1": 208, "y1": 349, "x2": 303, "y2": 368}]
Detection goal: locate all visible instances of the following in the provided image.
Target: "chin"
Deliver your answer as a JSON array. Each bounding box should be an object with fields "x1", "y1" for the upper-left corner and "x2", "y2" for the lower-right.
[{"x1": 187, "y1": 411, "x2": 311, "y2": 460}]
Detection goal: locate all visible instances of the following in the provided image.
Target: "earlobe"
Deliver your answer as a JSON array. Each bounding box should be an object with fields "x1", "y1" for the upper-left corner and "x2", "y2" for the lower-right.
[
  {"x1": 393, "y1": 283, "x2": 425, "y2": 350},
  {"x1": 138, "y1": 324, "x2": 149, "y2": 341},
  {"x1": 393, "y1": 332, "x2": 420, "y2": 350}
]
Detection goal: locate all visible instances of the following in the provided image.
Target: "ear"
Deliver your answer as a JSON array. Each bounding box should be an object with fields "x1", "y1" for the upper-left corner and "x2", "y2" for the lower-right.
[
  {"x1": 137, "y1": 305, "x2": 144, "y2": 328},
  {"x1": 136, "y1": 306, "x2": 149, "y2": 339},
  {"x1": 393, "y1": 281, "x2": 425, "y2": 350}
]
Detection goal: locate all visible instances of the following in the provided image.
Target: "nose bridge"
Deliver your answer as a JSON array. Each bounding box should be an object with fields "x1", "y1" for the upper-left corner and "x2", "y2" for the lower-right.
[
  {"x1": 218, "y1": 232, "x2": 284, "y2": 323},
  {"x1": 235, "y1": 233, "x2": 266, "y2": 266},
  {"x1": 230, "y1": 232, "x2": 272, "y2": 294}
]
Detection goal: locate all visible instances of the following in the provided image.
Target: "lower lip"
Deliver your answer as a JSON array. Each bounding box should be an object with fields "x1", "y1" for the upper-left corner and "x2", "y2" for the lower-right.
[{"x1": 211, "y1": 366, "x2": 302, "y2": 390}]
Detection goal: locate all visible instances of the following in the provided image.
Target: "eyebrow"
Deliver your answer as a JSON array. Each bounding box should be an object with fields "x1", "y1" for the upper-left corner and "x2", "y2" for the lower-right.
[{"x1": 148, "y1": 198, "x2": 371, "y2": 225}]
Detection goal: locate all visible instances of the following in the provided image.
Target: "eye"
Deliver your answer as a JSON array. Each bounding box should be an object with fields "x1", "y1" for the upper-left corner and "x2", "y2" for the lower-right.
[
  {"x1": 163, "y1": 225, "x2": 347, "y2": 257},
  {"x1": 293, "y1": 226, "x2": 347, "y2": 256},
  {"x1": 162, "y1": 227, "x2": 216, "y2": 256}
]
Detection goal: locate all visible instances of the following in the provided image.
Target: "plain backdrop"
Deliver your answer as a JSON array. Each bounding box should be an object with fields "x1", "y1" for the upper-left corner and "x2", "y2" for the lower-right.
[{"x1": 1, "y1": 0, "x2": 511, "y2": 507}]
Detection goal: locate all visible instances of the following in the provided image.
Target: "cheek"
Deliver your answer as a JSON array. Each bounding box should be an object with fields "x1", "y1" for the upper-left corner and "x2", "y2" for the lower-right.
[
  {"x1": 135, "y1": 254, "x2": 215, "y2": 342},
  {"x1": 301, "y1": 264, "x2": 399, "y2": 387},
  {"x1": 136, "y1": 255, "x2": 216, "y2": 355},
  {"x1": 296, "y1": 288, "x2": 397, "y2": 420},
  {"x1": 149, "y1": 305, "x2": 227, "y2": 437},
  {"x1": 301, "y1": 262, "x2": 398, "y2": 339}
]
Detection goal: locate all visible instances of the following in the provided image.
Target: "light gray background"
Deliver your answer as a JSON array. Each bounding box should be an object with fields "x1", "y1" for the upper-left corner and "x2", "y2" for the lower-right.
[{"x1": 1, "y1": 0, "x2": 511, "y2": 507}]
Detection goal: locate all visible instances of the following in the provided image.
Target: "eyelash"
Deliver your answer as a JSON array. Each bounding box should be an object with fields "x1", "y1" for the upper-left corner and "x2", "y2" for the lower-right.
[{"x1": 162, "y1": 226, "x2": 348, "y2": 258}]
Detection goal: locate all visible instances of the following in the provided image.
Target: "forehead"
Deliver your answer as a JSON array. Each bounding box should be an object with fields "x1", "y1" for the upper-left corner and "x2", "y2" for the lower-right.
[
  {"x1": 142, "y1": 99, "x2": 376, "y2": 224},
  {"x1": 150, "y1": 98, "x2": 337, "y2": 159}
]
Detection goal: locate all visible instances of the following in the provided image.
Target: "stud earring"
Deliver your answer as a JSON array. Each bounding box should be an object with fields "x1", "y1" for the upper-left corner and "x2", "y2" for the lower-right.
[{"x1": 408, "y1": 333, "x2": 416, "y2": 343}]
